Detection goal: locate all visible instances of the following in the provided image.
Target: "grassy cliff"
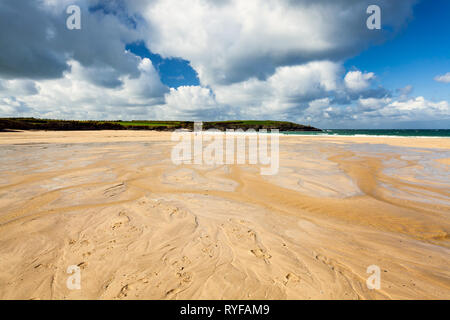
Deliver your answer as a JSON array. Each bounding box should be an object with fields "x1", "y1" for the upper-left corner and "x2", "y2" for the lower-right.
[{"x1": 0, "y1": 118, "x2": 321, "y2": 132}]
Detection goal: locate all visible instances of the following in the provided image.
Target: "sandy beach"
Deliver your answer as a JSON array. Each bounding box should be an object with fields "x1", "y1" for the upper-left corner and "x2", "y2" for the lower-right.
[{"x1": 0, "y1": 130, "x2": 449, "y2": 300}]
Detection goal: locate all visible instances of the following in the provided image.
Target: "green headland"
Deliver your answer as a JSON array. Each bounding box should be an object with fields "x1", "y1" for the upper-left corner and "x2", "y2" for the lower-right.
[{"x1": 0, "y1": 118, "x2": 321, "y2": 132}]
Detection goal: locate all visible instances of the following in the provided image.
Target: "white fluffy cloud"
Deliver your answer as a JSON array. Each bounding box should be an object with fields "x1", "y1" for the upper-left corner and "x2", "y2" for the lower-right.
[
  {"x1": 358, "y1": 97, "x2": 392, "y2": 111},
  {"x1": 344, "y1": 71, "x2": 375, "y2": 91},
  {"x1": 350, "y1": 96, "x2": 450, "y2": 125},
  {"x1": 140, "y1": 0, "x2": 416, "y2": 86},
  {"x1": 160, "y1": 86, "x2": 223, "y2": 119},
  {"x1": 296, "y1": 95, "x2": 450, "y2": 128},
  {"x1": 214, "y1": 61, "x2": 341, "y2": 117},
  {"x1": 386, "y1": 97, "x2": 449, "y2": 115},
  {"x1": 0, "y1": 58, "x2": 167, "y2": 119},
  {"x1": 434, "y1": 73, "x2": 450, "y2": 83}
]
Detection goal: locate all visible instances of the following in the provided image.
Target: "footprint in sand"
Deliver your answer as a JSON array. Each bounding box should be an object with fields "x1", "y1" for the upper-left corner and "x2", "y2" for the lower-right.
[
  {"x1": 250, "y1": 248, "x2": 272, "y2": 263},
  {"x1": 176, "y1": 271, "x2": 192, "y2": 284},
  {"x1": 284, "y1": 273, "x2": 300, "y2": 286},
  {"x1": 111, "y1": 214, "x2": 130, "y2": 230},
  {"x1": 118, "y1": 284, "x2": 132, "y2": 298}
]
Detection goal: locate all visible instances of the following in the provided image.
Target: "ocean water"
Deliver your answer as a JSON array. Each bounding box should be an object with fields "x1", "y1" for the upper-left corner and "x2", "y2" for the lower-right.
[{"x1": 282, "y1": 129, "x2": 450, "y2": 137}]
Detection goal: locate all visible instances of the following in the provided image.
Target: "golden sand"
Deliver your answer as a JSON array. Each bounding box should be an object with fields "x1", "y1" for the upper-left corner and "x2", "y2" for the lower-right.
[{"x1": 0, "y1": 131, "x2": 448, "y2": 299}]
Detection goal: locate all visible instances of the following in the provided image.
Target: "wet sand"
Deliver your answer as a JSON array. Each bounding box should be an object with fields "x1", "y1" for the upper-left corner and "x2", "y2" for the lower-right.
[{"x1": 0, "y1": 130, "x2": 449, "y2": 299}]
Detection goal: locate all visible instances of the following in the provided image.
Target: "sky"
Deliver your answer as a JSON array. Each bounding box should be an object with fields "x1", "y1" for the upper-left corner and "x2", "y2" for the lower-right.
[{"x1": 0, "y1": 0, "x2": 448, "y2": 129}]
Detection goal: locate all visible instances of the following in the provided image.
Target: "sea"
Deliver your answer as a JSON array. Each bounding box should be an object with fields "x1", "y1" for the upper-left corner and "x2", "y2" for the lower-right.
[{"x1": 282, "y1": 129, "x2": 450, "y2": 137}]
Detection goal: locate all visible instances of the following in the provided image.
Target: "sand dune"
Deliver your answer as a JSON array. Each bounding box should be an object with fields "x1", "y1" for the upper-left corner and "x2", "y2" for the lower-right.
[{"x1": 0, "y1": 131, "x2": 449, "y2": 299}]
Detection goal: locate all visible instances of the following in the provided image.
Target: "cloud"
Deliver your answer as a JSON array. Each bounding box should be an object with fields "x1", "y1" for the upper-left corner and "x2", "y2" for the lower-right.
[
  {"x1": 0, "y1": 79, "x2": 39, "y2": 96},
  {"x1": 386, "y1": 96, "x2": 449, "y2": 115},
  {"x1": 358, "y1": 97, "x2": 392, "y2": 111},
  {"x1": 298, "y1": 96, "x2": 449, "y2": 128},
  {"x1": 344, "y1": 71, "x2": 375, "y2": 91},
  {"x1": 434, "y1": 72, "x2": 450, "y2": 83},
  {"x1": 139, "y1": 0, "x2": 417, "y2": 85},
  {"x1": 161, "y1": 86, "x2": 222, "y2": 119},
  {"x1": 3, "y1": 56, "x2": 447, "y2": 130},
  {"x1": 396, "y1": 85, "x2": 413, "y2": 100},
  {"x1": 0, "y1": 58, "x2": 168, "y2": 119},
  {"x1": 0, "y1": 0, "x2": 141, "y2": 82},
  {"x1": 349, "y1": 96, "x2": 450, "y2": 126},
  {"x1": 214, "y1": 61, "x2": 341, "y2": 118}
]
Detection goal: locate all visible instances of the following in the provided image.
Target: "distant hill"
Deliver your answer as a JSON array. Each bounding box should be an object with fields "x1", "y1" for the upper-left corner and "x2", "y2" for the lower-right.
[
  {"x1": 202, "y1": 120, "x2": 321, "y2": 131},
  {"x1": 0, "y1": 118, "x2": 321, "y2": 132}
]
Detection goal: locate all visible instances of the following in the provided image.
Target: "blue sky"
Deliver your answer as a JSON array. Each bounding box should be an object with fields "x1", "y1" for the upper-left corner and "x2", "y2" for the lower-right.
[
  {"x1": 0, "y1": 0, "x2": 448, "y2": 128},
  {"x1": 345, "y1": 0, "x2": 450, "y2": 102},
  {"x1": 126, "y1": 42, "x2": 199, "y2": 88}
]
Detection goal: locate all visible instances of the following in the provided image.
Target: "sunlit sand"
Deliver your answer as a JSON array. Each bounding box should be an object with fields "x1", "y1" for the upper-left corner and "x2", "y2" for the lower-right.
[{"x1": 0, "y1": 131, "x2": 448, "y2": 299}]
